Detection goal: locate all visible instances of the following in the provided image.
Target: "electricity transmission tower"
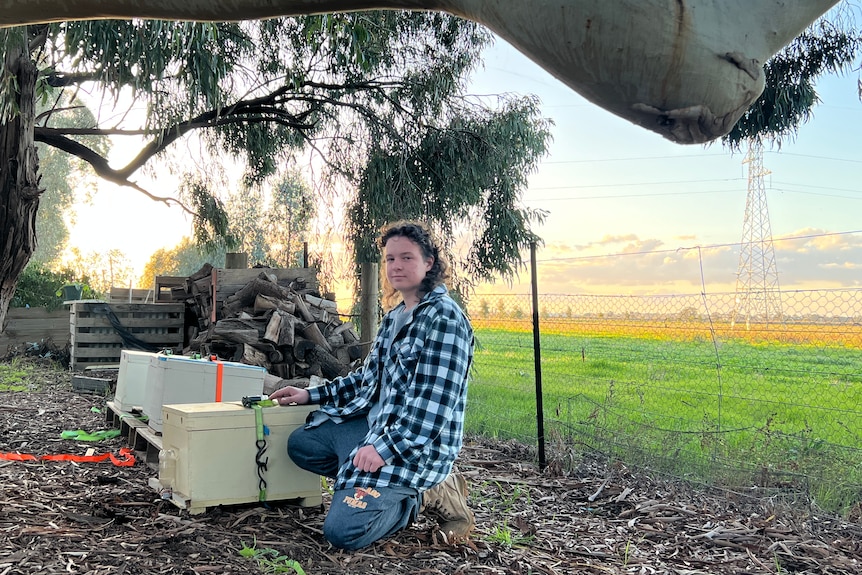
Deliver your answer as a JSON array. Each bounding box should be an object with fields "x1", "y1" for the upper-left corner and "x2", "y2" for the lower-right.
[{"x1": 731, "y1": 139, "x2": 783, "y2": 329}]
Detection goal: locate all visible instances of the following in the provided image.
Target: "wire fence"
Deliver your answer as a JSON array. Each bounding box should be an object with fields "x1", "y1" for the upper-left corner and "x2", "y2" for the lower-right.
[{"x1": 463, "y1": 251, "x2": 862, "y2": 514}]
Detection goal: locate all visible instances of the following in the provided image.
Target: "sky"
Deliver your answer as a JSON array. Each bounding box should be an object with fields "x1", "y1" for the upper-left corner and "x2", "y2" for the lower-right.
[{"x1": 64, "y1": 33, "x2": 862, "y2": 298}]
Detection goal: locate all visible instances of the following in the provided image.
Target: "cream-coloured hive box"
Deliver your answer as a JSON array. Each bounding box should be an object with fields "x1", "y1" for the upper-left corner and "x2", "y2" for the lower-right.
[
  {"x1": 152, "y1": 402, "x2": 321, "y2": 514},
  {"x1": 143, "y1": 355, "x2": 267, "y2": 432},
  {"x1": 114, "y1": 350, "x2": 160, "y2": 412}
]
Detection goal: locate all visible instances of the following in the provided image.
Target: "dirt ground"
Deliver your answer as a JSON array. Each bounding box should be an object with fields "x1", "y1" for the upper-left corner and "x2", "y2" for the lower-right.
[{"x1": 2, "y1": 358, "x2": 861, "y2": 575}]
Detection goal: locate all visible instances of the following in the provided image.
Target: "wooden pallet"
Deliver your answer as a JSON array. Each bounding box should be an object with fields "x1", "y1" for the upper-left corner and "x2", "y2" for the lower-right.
[
  {"x1": 104, "y1": 400, "x2": 162, "y2": 470},
  {"x1": 71, "y1": 302, "x2": 184, "y2": 370},
  {"x1": 107, "y1": 400, "x2": 323, "y2": 515}
]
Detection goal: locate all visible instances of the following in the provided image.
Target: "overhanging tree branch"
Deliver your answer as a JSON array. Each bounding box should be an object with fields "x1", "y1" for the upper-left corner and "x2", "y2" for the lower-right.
[{"x1": 32, "y1": 128, "x2": 194, "y2": 210}]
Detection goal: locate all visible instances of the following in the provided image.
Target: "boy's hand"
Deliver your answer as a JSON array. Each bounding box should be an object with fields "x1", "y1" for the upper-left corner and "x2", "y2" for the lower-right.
[{"x1": 353, "y1": 445, "x2": 385, "y2": 473}]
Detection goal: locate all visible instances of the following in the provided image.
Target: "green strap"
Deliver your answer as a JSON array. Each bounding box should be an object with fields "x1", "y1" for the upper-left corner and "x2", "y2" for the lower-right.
[
  {"x1": 252, "y1": 404, "x2": 266, "y2": 501},
  {"x1": 253, "y1": 404, "x2": 265, "y2": 441},
  {"x1": 61, "y1": 429, "x2": 122, "y2": 442}
]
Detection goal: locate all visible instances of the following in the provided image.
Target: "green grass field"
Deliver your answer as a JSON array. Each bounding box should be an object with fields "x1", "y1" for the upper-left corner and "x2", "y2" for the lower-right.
[{"x1": 466, "y1": 327, "x2": 862, "y2": 513}]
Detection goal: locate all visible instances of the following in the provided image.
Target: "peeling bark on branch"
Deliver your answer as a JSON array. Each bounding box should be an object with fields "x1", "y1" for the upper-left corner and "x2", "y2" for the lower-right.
[{"x1": 0, "y1": 0, "x2": 840, "y2": 143}]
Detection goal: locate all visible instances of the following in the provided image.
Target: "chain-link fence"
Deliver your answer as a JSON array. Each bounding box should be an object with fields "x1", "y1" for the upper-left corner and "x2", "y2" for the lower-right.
[{"x1": 464, "y1": 250, "x2": 862, "y2": 514}]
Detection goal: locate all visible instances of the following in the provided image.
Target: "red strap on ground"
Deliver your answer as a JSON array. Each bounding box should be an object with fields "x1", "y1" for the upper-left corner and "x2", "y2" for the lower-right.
[{"x1": 0, "y1": 447, "x2": 136, "y2": 467}]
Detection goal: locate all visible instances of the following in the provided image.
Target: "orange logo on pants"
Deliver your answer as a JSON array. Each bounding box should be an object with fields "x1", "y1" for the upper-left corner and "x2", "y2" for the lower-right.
[{"x1": 343, "y1": 486, "x2": 381, "y2": 509}]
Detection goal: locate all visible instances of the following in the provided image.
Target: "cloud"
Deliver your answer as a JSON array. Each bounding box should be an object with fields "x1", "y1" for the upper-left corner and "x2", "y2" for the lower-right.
[
  {"x1": 517, "y1": 230, "x2": 862, "y2": 295},
  {"x1": 772, "y1": 229, "x2": 862, "y2": 288}
]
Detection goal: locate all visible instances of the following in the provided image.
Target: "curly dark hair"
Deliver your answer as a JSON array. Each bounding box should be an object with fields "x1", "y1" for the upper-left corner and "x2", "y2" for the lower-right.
[{"x1": 379, "y1": 220, "x2": 450, "y2": 307}]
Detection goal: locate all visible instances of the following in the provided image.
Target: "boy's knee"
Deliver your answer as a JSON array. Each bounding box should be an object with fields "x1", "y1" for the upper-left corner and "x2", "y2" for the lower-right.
[
  {"x1": 286, "y1": 427, "x2": 311, "y2": 460},
  {"x1": 323, "y1": 522, "x2": 367, "y2": 550}
]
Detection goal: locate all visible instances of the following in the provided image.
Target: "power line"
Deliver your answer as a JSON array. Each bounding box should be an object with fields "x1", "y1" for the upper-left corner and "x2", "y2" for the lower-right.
[
  {"x1": 768, "y1": 152, "x2": 862, "y2": 164},
  {"x1": 771, "y1": 181, "x2": 862, "y2": 195},
  {"x1": 525, "y1": 187, "x2": 862, "y2": 203},
  {"x1": 772, "y1": 188, "x2": 862, "y2": 201},
  {"x1": 540, "y1": 153, "x2": 731, "y2": 164},
  {"x1": 532, "y1": 229, "x2": 862, "y2": 264},
  {"x1": 536, "y1": 151, "x2": 862, "y2": 167},
  {"x1": 528, "y1": 177, "x2": 745, "y2": 191},
  {"x1": 526, "y1": 189, "x2": 740, "y2": 202}
]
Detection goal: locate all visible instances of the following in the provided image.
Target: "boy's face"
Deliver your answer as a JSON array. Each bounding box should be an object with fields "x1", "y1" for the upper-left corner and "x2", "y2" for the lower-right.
[{"x1": 384, "y1": 235, "x2": 433, "y2": 299}]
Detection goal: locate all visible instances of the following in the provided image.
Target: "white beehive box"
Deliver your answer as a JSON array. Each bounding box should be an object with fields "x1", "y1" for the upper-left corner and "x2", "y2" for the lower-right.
[
  {"x1": 143, "y1": 355, "x2": 266, "y2": 432},
  {"x1": 153, "y1": 402, "x2": 322, "y2": 514},
  {"x1": 114, "y1": 350, "x2": 160, "y2": 412}
]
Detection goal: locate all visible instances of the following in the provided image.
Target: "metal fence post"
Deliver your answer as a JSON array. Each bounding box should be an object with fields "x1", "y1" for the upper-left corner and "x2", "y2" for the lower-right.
[{"x1": 530, "y1": 241, "x2": 546, "y2": 470}]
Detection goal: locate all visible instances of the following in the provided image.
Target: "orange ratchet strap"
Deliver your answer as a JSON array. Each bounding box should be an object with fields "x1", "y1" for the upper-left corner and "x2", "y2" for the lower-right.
[{"x1": 0, "y1": 447, "x2": 136, "y2": 466}]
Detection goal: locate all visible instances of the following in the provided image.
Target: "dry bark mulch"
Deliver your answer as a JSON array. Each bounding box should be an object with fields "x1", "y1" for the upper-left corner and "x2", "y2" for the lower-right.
[{"x1": 2, "y1": 359, "x2": 861, "y2": 575}]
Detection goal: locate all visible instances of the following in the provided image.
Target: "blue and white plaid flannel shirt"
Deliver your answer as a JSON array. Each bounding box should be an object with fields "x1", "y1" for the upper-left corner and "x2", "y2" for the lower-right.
[{"x1": 306, "y1": 285, "x2": 474, "y2": 492}]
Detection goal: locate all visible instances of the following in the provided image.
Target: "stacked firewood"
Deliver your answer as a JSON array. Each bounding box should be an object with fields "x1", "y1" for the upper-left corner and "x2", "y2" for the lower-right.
[
  {"x1": 182, "y1": 268, "x2": 365, "y2": 382},
  {"x1": 185, "y1": 263, "x2": 215, "y2": 332}
]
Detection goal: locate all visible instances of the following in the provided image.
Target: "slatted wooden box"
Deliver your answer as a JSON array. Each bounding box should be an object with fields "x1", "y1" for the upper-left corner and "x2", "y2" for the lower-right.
[
  {"x1": 70, "y1": 302, "x2": 184, "y2": 370},
  {"x1": 0, "y1": 307, "x2": 70, "y2": 352}
]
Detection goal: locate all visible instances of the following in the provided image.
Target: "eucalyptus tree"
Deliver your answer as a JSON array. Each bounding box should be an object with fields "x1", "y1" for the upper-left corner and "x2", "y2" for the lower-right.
[
  {"x1": 140, "y1": 237, "x2": 223, "y2": 289},
  {"x1": 349, "y1": 96, "x2": 551, "y2": 298},
  {"x1": 263, "y1": 171, "x2": 315, "y2": 269},
  {"x1": 0, "y1": 13, "x2": 550, "y2": 328},
  {"x1": 218, "y1": 170, "x2": 315, "y2": 269}
]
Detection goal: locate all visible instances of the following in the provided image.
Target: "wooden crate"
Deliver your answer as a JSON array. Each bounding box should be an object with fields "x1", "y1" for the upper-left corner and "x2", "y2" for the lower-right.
[
  {"x1": 155, "y1": 276, "x2": 189, "y2": 302},
  {"x1": 70, "y1": 302, "x2": 184, "y2": 370},
  {"x1": 0, "y1": 307, "x2": 71, "y2": 352},
  {"x1": 108, "y1": 287, "x2": 154, "y2": 303}
]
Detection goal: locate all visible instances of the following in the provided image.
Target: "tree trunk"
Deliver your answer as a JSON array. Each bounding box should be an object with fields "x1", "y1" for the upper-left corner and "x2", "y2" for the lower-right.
[
  {"x1": 0, "y1": 38, "x2": 41, "y2": 333},
  {"x1": 359, "y1": 261, "x2": 379, "y2": 357}
]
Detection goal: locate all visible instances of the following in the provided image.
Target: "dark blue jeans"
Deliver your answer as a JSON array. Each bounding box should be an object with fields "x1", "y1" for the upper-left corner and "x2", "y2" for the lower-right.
[{"x1": 287, "y1": 416, "x2": 419, "y2": 550}]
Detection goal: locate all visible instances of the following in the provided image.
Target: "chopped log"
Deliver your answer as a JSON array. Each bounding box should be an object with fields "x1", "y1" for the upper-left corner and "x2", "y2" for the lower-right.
[
  {"x1": 211, "y1": 325, "x2": 260, "y2": 346},
  {"x1": 293, "y1": 338, "x2": 316, "y2": 362},
  {"x1": 254, "y1": 293, "x2": 296, "y2": 315},
  {"x1": 270, "y1": 362, "x2": 293, "y2": 379},
  {"x1": 348, "y1": 344, "x2": 365, "y2": 361},
  {"x1": 296, "y1": 362, "x2": 323, "y2": 378},
  {"x1": 224, "y1": 275, "x2": 295, "y2": 315},
  {"x1": 262, "y1": 312, "x2": 282, "y2": 345},
  {"x1": 267, "y1": 348, "x2": 284, "y2": 363},
  {"x1": 263, "y1": 376, "x2": 311, "y2": 395},
  {"x1": 335, "y1": 346, "x2": 352, "y2": 366},
  {"x1": 291, "y1": 293, "x2": 315, "y2": 322},
  {"x1": 326, "y1": 334, "x2": 344, "y2": 349},
  {"x1": 308, "y1": 345, "x2": 351, "y2": 379},
  {"x1": 188, "y1": 262, "x2": 214, "y2": 283},
  {"x1": 333, "y1": 321, "x2": 360, "y2": 343},
  {"x1": 217, "y1": 316, "x2": 265, "y2": 335},
  {"x1": 206, "y1": 341, "x2": 243, "y2": 362},
  {"x1": 277, "y1": 313, "x2": 296, "y2": 347},
  {"x1": 302, "y1": 322, "x2": 332, "y2": 353},
  {"x1": 242, "y1": 343, "x2": 270, "y2": 369},
  {"x1": 263, "y1": 372, "x2": 284, "y2": 394},
  {"x1": 305, "y1": 293, "x2": 338, "y2": 312}
]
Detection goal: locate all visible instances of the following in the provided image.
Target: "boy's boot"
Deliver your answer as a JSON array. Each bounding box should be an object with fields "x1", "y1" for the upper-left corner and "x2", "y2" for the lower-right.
[{"x1": 421, "y1": 472, "x2": 474, "y2": 538}]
